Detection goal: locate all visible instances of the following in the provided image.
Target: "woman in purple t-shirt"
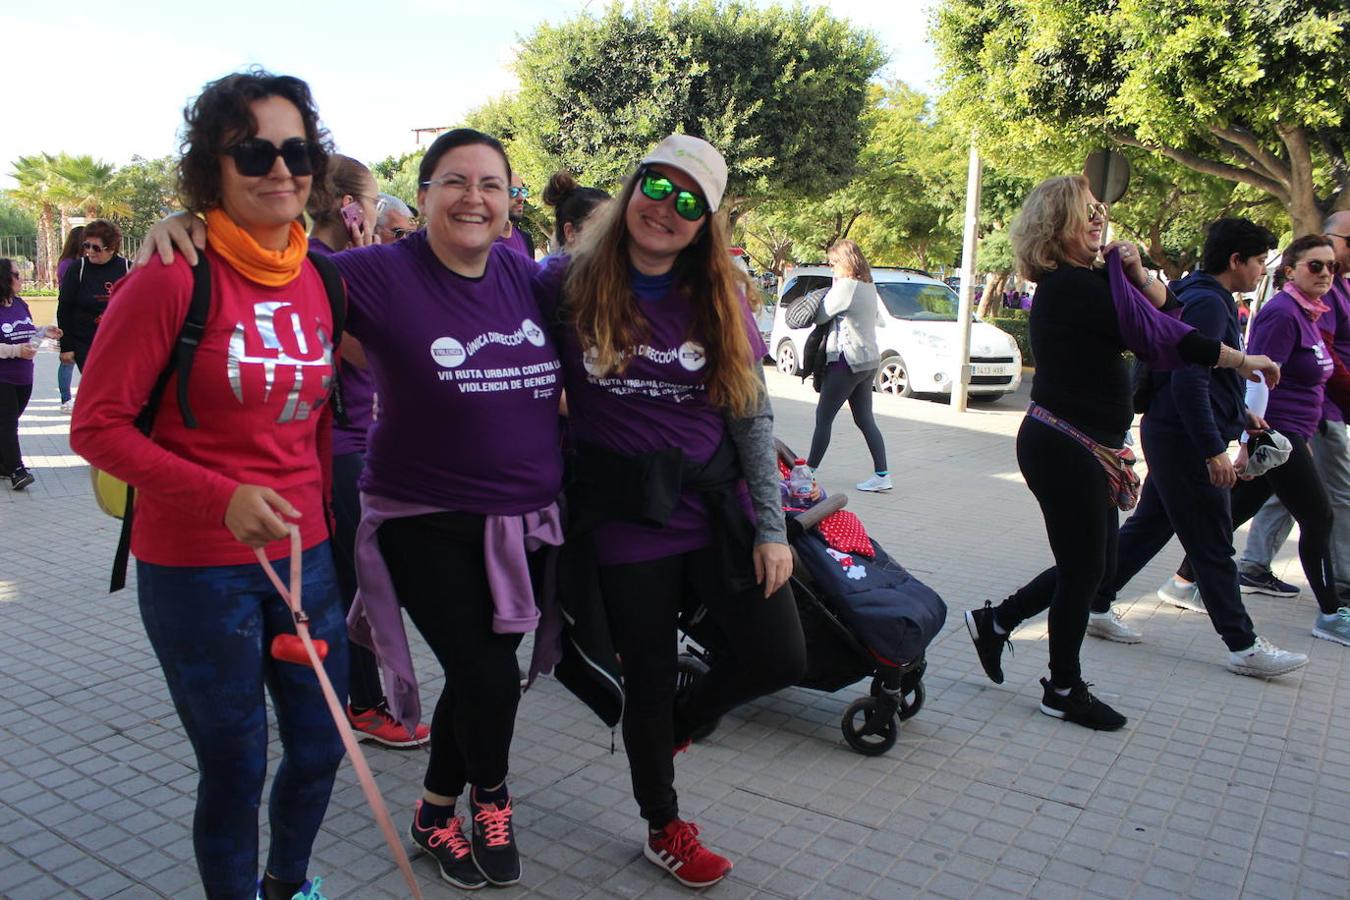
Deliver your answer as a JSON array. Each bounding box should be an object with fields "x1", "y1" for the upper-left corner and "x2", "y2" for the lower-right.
[
  {"x1": 556, "y1": 135, "x2": 806, "y2": 888},
  {"x1": 1220, "y1": 235, "x2": 1344, "y2": 643},
  {"x1": 0, "y1": 258, "x2": 53, "y2": 490}
]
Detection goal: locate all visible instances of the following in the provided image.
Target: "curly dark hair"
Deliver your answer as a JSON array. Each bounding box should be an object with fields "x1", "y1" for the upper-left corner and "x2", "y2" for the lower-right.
[
  {"x1": 178, "y1": 67, "x2": 334, "y2": 214},
  {"x1": 0, "y1": 258, "x2": 17, "y2": 304},
  {"x1": 83, "y1": 219, "x2": 122, "y2": 254}
]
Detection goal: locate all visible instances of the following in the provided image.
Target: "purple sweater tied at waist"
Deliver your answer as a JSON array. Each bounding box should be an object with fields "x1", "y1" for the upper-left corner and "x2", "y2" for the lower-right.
[{"x1": 348, "y1": 492, "x2": 564, "y2": 731}]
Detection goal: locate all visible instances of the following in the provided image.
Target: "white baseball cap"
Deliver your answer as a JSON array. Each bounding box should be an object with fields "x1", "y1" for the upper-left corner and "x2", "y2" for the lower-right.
[{"x1": 640, "y1": 134, "x2": 728, "y2": 213}]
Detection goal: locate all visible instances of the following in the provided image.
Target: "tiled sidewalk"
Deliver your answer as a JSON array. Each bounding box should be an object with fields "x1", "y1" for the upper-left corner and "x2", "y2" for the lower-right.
[{"x1": 2, "y1": 357, "x2": 1347, "y2": 899}]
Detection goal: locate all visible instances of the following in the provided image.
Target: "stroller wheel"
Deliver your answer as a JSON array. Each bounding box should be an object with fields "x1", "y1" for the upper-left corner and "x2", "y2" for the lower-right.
[
  {"x1": 676, "y1": 653, "x2": 721, "y2": 742},
  {"x1": 842, "y1": 697, "x2": 897, "y2": 756},
  {"x1": 896, "y1": 680, "x2": 925, "y2": 721}
]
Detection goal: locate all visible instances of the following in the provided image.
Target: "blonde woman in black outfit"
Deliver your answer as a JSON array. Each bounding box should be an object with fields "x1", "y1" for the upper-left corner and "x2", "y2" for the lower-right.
[{"x1": 964, "y1": 175, "x2": 1280, "y2": 731}]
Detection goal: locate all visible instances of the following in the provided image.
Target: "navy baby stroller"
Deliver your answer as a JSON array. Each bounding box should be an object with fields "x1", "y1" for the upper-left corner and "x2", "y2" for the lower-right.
[{"x1": 679, "y1": 441, "x2": 946, "y2": 756}]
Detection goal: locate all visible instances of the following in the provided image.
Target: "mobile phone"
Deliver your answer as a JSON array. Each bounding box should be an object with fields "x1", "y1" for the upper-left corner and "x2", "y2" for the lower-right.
[{"x1": 341, "y1": 203, "x2": 365, "y2": 230}]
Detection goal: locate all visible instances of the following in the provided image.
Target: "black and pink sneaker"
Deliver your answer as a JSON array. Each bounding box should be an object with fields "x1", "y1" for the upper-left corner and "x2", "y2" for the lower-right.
[
  {"x1": 409, "y1": 801, "x2": 487, "y2": 890},
  {"x1": 470, "y1": 791, "x2": 521, "y2": 886}
]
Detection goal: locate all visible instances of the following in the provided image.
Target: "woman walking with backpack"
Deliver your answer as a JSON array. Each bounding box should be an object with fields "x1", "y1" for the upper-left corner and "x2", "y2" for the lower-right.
[
  {"x1": 71, "y1": 70, "x2": 347, "y2": 900},
  {"x1": 804, "y1": 239, "x2": 890, "y2": 492}
]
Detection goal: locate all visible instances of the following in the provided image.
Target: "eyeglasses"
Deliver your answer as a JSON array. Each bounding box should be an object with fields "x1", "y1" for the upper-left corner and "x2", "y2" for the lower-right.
[
  {"x1": 1326, "y1": 232, "x2": 1350, "y2": 243},
  {"x1": 82, "y1": 242, "x2": 107, "y2": 252},
  {"x1": 1301, "y1": 259, "x2": 1340, "y2": 275},
  {"x1": 390, "y1": 227, "x2": 414, "y2": 240},
  {"x1": 638, "y1": 169, "x2": 708, "y2": 221},
  {"x1": 224, "y1": 137, "x2": 319, "y2": 178},
  {"x1": 1086, "y1": 202, "x2": 1108, "y2": 222},
  {"x1": 421, "y1": 176, "x2": 505, "y2": 195},
  {"x1": 509, "y1": 186, "x2": 529, "y2": 200}
]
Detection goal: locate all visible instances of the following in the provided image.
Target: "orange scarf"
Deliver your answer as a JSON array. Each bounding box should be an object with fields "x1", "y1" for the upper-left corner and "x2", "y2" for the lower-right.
[{"x1": 205, "y1": 208, "x2": 308, "y2": 287}]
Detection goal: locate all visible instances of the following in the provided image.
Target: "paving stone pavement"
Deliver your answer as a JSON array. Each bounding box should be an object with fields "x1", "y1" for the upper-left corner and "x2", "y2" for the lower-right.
[{"x1": 3, "y1": 352, "x2": 1349, "y2": 899}]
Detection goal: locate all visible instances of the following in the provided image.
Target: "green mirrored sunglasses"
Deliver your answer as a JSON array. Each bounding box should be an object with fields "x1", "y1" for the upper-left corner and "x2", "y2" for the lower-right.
[{"x1": 638, "y1": 169, "x2": 708, "y2": 221}]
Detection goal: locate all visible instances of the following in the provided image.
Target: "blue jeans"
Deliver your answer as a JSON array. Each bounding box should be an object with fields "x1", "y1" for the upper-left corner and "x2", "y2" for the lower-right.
[
  {"x1": 57, "y1": 360, "x2": 73, "y2": 404},
  {"x1": 137, "y1": 543, "x2": 349, "y2": 899}
]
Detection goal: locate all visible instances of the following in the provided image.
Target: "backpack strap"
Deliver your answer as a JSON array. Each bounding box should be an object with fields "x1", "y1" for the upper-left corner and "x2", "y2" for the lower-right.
[
  {"x1": 307, "y1": 251, "x2": 348, "y2": 426},
  {"x1": 110, "y1": 255, "x2": 212, "y2": 592}
]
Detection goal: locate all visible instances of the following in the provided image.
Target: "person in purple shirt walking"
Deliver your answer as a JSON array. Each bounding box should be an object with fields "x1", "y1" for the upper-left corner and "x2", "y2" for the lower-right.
[
  {"x1": 550, "y1": 135, "x2": 805, "y2": 888},
  {"x1": 1173, "y1": 234, "x2": 1346, "y2": 645},
  {"x1": 0, "y1": 258, "x2": 59, "y2": 490},
  {"x1": 306, "y1": 155, "x2": 432, "y2": 751}
]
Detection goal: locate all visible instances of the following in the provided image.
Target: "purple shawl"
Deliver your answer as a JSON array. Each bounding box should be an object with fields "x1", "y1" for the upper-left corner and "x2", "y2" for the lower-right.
[
  {"x1": 1105, "y1": 248, "x2": 1194, "y2": 370},
  {"x1": 348, "y1": 493, "x2": 564, "y2": 730}
]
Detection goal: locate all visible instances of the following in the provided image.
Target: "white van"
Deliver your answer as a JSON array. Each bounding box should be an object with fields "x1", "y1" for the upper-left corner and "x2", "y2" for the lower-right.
[{"x1": 768, "y1": 266, "x2": 1023, "y2": 399}]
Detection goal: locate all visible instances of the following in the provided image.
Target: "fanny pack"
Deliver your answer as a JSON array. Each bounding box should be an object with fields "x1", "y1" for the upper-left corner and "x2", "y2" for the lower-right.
[{"x1": 1028, "y1": 402, "x2": 1141, "y2": 511}]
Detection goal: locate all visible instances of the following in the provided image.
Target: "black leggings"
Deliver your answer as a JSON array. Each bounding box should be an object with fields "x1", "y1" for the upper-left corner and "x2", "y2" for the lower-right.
[
  {"x1": 1179, "y1": 433, "x2": 1337, "y2": 614},
  {"x1": 807, "y1": 364, "x2": 887, "y2": 472},
  {"x1": 0, "y1": 382, "x2": 32, "y2": 475},
  {"x1": 599, "y1": 546, "x2": 806, "y2": 827},
  {"x1": 378, "y1": 513, "x2": 528, "y2": 797},
  {"x1": 996, "y1": 416, "x2": 1119, "y2": 687}
]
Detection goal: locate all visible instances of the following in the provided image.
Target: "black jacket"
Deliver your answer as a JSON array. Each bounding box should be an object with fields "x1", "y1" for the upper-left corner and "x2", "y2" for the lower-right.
[
  {"x1": 553, "y1": 437, "x2": 756, "y2": 727},
  {"x1": 57, "y1": 255, "x2": 132, "y2": 354},
  {"x1": 1146, "y1": 271, "x2": 1245, "y2": 458}
]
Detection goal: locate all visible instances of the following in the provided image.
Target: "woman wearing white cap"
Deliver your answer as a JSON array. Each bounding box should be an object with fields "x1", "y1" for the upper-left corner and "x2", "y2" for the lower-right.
[{"x1": 553, "y1": 134, "x2": 805, "y2": 888}]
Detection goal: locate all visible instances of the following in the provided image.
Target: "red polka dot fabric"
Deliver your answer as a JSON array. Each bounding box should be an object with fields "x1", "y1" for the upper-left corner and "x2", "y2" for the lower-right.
[{"x1": 816, "y1": 510, "x2": 874, "y2": 558}]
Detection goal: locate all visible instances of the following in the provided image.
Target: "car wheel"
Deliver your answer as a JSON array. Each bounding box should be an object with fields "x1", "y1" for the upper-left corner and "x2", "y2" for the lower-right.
[
  {"x1": 776, "y1": 341, "x2": 800, "y2": 376},
  {"x1": 874, "y1": 355, "x2": 913, "y2": 398}
]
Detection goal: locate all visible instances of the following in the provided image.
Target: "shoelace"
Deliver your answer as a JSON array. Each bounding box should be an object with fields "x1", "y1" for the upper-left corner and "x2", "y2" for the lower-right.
[
  {"x1": 984, "y1": 604, "x2": 1014, "y2": 657},
  {"x1": 1251, "y1": 636, "x2": 1276, "y2": 655},
  {"x1": 475, "y1": 800, "x2": 514, "y2": 848},
  {"x1": 661, "y1": 820, "x2": 702, "y2": 858},
  {"x1": 426, "y1": 817, "x2": 472, "y2": 859}
]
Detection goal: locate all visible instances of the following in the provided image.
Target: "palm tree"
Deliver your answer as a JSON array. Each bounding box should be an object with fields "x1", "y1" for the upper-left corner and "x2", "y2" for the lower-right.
[
  {"x1": 8, "y1": 154, "x2": 61, "y2": 287},
  {"x1": 49, "y1": 154, "x2": 132, "y2": 220}
]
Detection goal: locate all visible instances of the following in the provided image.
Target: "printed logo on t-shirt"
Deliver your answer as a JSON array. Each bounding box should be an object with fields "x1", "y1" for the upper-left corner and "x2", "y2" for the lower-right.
[
  {"x1": 522, "y1": 318, "x2": 547, "y2": 348},
  {"x1": 227, "y1": 300, "x2": 334, "y2": 424},
  {"x1": 431, "y1": 336, "x2": 468, "y2": 368},
  {"x1": 1, "y1": 315, "x2": 36, "y2": 339},
  {"x1": 678, "y1": 341, "x2": 707, "y2": 371}
]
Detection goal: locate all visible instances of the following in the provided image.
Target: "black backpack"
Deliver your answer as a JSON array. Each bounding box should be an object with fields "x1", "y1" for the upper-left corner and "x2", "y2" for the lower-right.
[{"x1": 108, "y1": 251, "x2": 346, "y2": 591}]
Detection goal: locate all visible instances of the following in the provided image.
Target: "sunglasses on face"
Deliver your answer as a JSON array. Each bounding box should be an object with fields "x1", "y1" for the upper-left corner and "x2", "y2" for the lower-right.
[
  {"x1": 1301, "y1": 259, "x2": 1340, "y2": 275},
  {"x1": 390, "y1": 227, "x2": 414, "y2": 240},
  {"x1": 639, "y1": 170, "x2": 708, "y2": 222},
  {"x1": 82, "y1": 242, "x2": 107, "y2": 252},
  {"x1": 509, "y1": 186, "x2": 529, "y2": 200},
  {"x1": 224, "y1": 137, "x2": 318, "y2": 178},
  {"x1": 1086, "y1": 202, "x2": 1108, "y2": 222}
]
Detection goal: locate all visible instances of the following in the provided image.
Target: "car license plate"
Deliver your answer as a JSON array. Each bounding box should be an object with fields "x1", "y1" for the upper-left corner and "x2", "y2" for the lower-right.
[{"x1": 973, "y1": 364, "x2": 1009, "y2": 376}]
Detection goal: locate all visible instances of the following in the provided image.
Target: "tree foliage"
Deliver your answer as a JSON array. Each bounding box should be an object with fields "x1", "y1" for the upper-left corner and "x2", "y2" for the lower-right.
[
  {"x1": 509, "y1": 0, "x2": 885, "y2": 206},
  {"x1": 113, "y1": 155, "x2": 178, "y2": 242},
  {"x1": 933, "y1": 0, "x2": 1350, "y2": 232}
]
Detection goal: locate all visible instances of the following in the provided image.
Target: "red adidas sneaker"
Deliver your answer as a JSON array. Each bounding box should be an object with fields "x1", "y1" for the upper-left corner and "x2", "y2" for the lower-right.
[{"x1": 644, "y1": 819, "x2": 732, "y2": 888}]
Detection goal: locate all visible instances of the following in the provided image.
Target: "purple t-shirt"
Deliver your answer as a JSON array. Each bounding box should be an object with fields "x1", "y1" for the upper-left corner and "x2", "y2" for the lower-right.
[
  {"x1": 496, "y1": 226, "x2": 531, "y2": 260},
  {"x1": 333, "y1": 234, "x2": 563, "y2": 513},
  {"x1": 0, "y1": 298, "x2": 37, "y2": 385},
  {"x1": 1322, "y1": 278, "x2": 1350, "y2": 423},
  {"x1": 560, "y1": 269, "x2": 768, "y2": 565},
  {"x1": 309, "y1": 238, "x2": 376, "y2": 456},
  {"x1": 1247, "y1": 291, "x2": 1334, "y2": 438}
]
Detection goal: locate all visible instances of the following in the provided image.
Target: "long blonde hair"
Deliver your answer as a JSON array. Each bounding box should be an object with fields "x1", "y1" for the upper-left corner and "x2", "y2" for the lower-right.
[
  {"x1": 1010, "y1": 174, "x2": 1095, "y2": 281},
  {"x1": 564, "y1": 169, "x2": 761, "y2": 416}
]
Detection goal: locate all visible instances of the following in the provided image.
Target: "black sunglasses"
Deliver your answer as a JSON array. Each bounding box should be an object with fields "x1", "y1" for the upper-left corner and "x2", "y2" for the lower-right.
[
  {"x1": 82, "y1": 242, "x2": 107, "y2": 252},
  {"x1": 224, "y1": 137, "x2": 319, "y2": 178},
  {"x1": 1302, "y1": 259, "x2": 1340, "y2": 275},
  {"x1": 390, "y1": 227, "x2": 414, "y2": 240},
  {"x1": 638, "y1": 169, "x2": 708, "y2": 222}
]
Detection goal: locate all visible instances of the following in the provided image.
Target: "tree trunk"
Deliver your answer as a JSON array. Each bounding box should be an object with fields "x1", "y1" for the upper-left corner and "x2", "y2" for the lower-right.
[
  {"x1": 976, "y1": 272, "x2": 1005, "y2": 318},
  {"x1": 37, "y1": 206, "x2": 57, "y2": 288}
]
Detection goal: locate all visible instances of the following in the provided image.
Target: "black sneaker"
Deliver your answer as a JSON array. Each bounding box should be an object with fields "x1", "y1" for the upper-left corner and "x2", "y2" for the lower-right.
[
  {"x1": 1238, "y1": 568, "x2": 1300, "y2": 598},
  {"x1": 11, "y1": 467, "x2": 34, "y2": 491},
  {"x1": 409, "y1": 802, "x2": 487, "y2": 890},
  {"x1": 470, "y1": 789, "x2": 521, "y2": 886},
  {"x1": 965, "y1": 601, "x2": 1013, "y2": 684},
  {"x1": 1038, "y1": 678, "x2": 1126, "y2": 731}
]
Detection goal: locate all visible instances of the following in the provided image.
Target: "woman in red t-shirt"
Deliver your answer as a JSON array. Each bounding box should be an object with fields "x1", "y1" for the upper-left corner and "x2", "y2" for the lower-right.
[{"x1": 71, "y1": 71, "x2": 346, "y2": 900}]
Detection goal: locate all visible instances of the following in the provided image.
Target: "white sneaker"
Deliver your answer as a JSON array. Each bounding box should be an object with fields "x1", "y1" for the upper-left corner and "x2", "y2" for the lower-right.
[
  {"x1": 855, "y1": 473, "x2": 892, "y2": 492},
  {"x1": 1227, "y1": 636, "x2": 1308, "y2": 677},
  {"x1": 1156, "y1": 576, "x2": 1204, "y2": 612},
  {"x1": 1086, "y1": 610, "x2": 1143, "y2": 644},
  {"x1": 59, "y1": 401, "x2": 73, "y2": 414}
]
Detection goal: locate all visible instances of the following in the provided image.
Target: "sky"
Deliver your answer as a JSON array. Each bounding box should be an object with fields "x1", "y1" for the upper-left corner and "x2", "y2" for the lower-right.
[{"x1": 0, "y1": 0, "x2": 939, "y2": 190}]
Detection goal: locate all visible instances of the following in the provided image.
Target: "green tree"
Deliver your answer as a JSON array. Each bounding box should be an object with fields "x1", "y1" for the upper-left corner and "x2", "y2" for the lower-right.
[
  {"x1": 8, "y1": 154, "x2": 61, "y2": 286},
  {"x1": 933, "y1": 0, "x2": 1349, "y2": 233},
  {"x1": 0, "y1": 196, "x2": 36, "y2": 240},
  {"x1": 114, "y1": 155, "x2": 178, "y2": 242},
  {"x1": 509, "y1": 0, "x2": 885, "y2": 211},
  {"x1": 371, "y1": 150, "x2": 423, "y2": 208},
  {"x1": 48, "y1": 153, "x2": 132, "y2": 220}
]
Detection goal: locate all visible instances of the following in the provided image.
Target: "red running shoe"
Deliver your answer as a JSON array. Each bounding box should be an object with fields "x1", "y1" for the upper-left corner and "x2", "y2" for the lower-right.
[
  {"x1": 347, "y1": 704, "x2": 430, "y2": 749},
  {"x1": 644, "y1": 819, "x2": 732, "y2": 888}
]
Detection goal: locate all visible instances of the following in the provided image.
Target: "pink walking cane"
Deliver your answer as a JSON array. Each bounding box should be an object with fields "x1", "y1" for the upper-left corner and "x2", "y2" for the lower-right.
[{"x1": 255, "y1": 527, "x2": 425, "y2": 900}]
